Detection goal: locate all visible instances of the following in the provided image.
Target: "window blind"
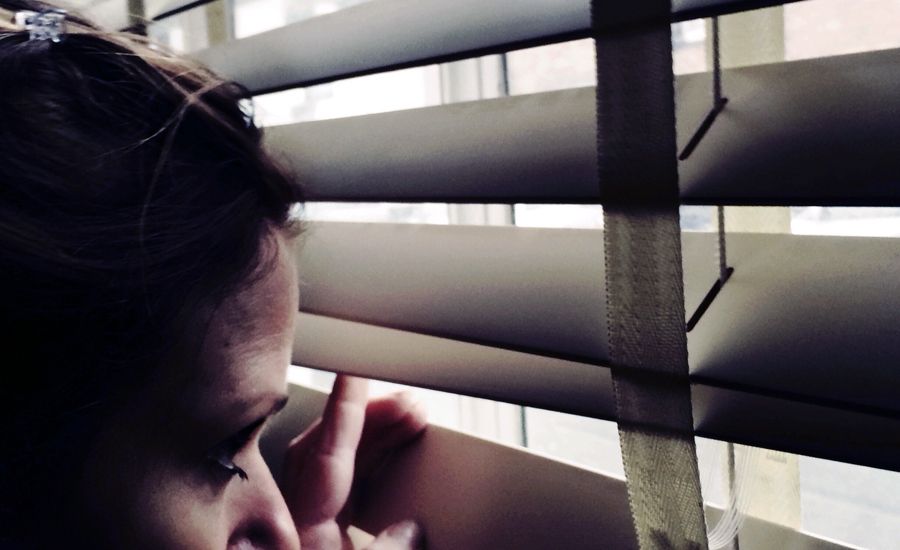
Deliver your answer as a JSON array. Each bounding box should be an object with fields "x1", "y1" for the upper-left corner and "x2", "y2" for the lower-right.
[
  {"x1": 139, "y1": 0, "x2": 900, "y2": 545},
  {"x1": 233, "y1": 5, "x2": 900, "y2": 479},
  {"x1": 152, "y1": 0, "x2": 900, "y2": 473}
]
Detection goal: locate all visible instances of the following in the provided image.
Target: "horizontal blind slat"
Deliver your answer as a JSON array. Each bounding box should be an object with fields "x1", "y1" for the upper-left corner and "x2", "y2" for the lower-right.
[
  {"x1": 191, "y1": 0, "x2": 589, "y2": 93},
  {"x1": 292, "y1": 312, "x2": 616, "y2": 420},
  {"x1": 692, "y1": 385, "x2": 900, "y2": 473},
  {"x1": 296, "y1": 222, "x2": 609, "y2": 364},
  {"x1": 293, "y1": 316, "x2": 900, "y2": 473},
  {"x1": 269, "y1": 48, "x2": 900, "y2": 205},
  {"x1": 187, "y1": 0, "x2": 806, "y2": 93},
  {"x1": 296, "y1": 222, "x2": 720, "y2": 365},
  {"x1": 294, "y1": 222, "x2": 900, "y2": 472},
  {"x1": 688, "y1": 232, "x2": 900, "y2": 416},
  {"x1": 679, "y1": 47, "x2": 900, "y2": 205},
  {"x1": 266, "y1": 88, "x2": 598, "y2": 203}
]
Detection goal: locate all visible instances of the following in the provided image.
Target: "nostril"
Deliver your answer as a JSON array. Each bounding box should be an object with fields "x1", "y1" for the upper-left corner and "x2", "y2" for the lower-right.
[
  {"x1": 230, "y1": 538, "x2": 260, "y2": 550},
  {"x1": 229, "y1": 522, "x2": 275, "y2": 550}
]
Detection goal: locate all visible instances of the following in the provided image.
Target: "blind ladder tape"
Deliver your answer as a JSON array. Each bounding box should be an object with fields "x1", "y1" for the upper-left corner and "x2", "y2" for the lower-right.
[{"x1": 593, "y1": 0, "x2": 709, "y2": 548}]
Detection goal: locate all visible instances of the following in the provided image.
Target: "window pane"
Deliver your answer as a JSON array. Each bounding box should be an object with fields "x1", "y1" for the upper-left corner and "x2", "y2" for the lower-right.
[
  {"x1": 302, "y1": 202, "x2": 449, "y2": 225},
  {"x1": 524, "y1": 408, "x2": 624, "y2": 478},
  {"x1": 252, "y1": 65, "x2": 441, "y2": 126},
  {"x1": 698, "y1": 439, "x2": 900, "y2": 550},
  {"x1": 791, "y1": 207, "x2": 900, "y2": 237},
  {"x1": 148, "y1": 0, "x2": 223, "y2": 52},
  {"x1": 785, "y1": 0, "x2": 900, "y2": 60},
  {"x1": 513, "y1": 204, "x2": 603, "y2": 229},
  {"x1": 505, "y1": 38, "x2": 595, "y2": 96},
  {"x1": 800, "y1": 454, "x2": 900, "y2": 549},
  {"x1": 505, "y1": 20, "x2": 708, "y2": 98}
]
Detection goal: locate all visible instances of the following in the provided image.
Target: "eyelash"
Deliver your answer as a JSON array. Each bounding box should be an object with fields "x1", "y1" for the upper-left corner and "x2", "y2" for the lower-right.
[
  {"x1": 207, "y1": 446, "x2": 249, "y2": 481},
  {"x1": 205, "y1": 423, "x2": 260, "y2": 482}
]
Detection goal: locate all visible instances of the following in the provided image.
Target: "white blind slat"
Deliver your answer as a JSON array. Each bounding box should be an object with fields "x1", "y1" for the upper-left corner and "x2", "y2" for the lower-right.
[
  {"x1": 294, "y1": 223, "x2": 900, "y2": 471},
  {"x1": 268, "y1": 48, "x2": 900, "y2": 206},
  {"x1": 188, "y1": 0, "x2": 808, "y2": 93}
]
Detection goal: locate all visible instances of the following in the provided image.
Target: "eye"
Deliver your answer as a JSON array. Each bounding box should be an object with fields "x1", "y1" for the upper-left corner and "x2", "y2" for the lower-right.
[
  {"x1": 207, "y1": 445, "x2": 249, "y2": 481},
  {"x1": 205, "y1": 419, "x2": 264, "y2": 482}
]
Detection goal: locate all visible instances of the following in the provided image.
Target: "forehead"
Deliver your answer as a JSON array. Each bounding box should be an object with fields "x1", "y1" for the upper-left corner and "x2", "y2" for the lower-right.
[{"x1": 184, "y1": 232, "x2": 298, "y2": 419}]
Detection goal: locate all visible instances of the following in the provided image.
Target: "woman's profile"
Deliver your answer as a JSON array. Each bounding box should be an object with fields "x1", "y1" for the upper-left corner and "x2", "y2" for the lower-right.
[{"x1": 0, "y1": 2, "x2": 426, "y2": 548}]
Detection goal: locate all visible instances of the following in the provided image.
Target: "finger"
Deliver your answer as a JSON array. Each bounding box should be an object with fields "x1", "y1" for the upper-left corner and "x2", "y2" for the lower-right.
[
  {"x1": 318, "y1": 375, "x2": 369, "y2": 455},
  {"x1": 284, "y1": 391, "x2": 425, "y2": 484},
  {"x1": 283, "y1": 418, "x2": 321, "y2": 478},
  {"x1": 356, "y1": 392, "x2": 427, "y2": 479},
  {"x1": 286, "y1": 375, "x2": 368, "y2": 527},
  {"x1": 336, "y1": 393, "x2": 428, "y2": 528},
  {"x1": 365, "y1": 520, "x2": 424, "y2": 550},
  {"x1": 361, "y1": 392, "x2": 428, "y2": 442}
]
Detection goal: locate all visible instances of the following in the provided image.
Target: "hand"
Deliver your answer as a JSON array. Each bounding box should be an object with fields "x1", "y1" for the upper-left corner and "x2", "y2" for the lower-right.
[{"x1": 284, "y1": 375, "x2": 428, "y2": 549}]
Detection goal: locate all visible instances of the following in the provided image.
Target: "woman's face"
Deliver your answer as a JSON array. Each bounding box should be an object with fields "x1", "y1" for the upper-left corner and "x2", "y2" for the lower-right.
[{"x1": 80, "y1": 231, "x2": 301, "y2": 549}]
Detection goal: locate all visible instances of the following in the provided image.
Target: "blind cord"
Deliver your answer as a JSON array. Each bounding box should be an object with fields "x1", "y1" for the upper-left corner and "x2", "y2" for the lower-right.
[
  {"x1": 706, "y1": 445, "x2": 762, "y2": 549},
  {"x1": 718, "y1": 205, "x2": 730, "y2": 282},
  {"x1": 685, "y1": 21, "x2": 733, "y2": 333},
  {"x1": 679, "y1": 16, "x2": 729, "y2": 161}
]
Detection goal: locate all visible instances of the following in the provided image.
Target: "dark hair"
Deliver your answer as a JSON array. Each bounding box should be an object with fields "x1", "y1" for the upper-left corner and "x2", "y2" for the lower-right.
[{"x1": 0, "y1": 1, "x2": 302, "y2": 543}]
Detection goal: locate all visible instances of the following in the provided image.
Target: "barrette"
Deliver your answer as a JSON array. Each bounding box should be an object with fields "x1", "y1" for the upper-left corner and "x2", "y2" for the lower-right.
[{"x1": 14, "y1": 8, "x2": 67, "y2": 43}]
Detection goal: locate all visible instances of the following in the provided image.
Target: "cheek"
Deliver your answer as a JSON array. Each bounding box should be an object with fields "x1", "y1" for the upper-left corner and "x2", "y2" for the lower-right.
[
  {"x1": 82, "y1": 429, "x2": 231, "y2": 550},
  {"x1": 136, "y1": 472, "x2": 232, "y2": 550}
]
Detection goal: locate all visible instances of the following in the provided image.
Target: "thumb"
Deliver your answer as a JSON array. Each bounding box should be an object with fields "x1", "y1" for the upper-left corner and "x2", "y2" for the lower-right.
[{"x1": 365, "y1": 520, "x2": 425, "y2": 550}]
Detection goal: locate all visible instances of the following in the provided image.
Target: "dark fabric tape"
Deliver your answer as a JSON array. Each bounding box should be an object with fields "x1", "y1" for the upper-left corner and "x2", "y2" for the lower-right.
[{"x1": 593, "y1": 0, "x2": 709, "y2": 548}]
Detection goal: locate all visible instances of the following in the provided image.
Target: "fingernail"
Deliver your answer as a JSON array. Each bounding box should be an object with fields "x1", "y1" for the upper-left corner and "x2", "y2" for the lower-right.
[{"x1": 387, "y1": 519, "x2": 422, "y2": 544}]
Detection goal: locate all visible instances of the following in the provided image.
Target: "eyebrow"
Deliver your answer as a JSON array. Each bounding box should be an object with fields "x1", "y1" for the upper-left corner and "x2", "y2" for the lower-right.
[{"x1": 228, "y1": 394, "x2": 290, "y2": 441}]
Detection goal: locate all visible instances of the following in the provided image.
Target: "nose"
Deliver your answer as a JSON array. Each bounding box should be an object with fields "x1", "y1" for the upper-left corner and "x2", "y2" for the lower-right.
[{"x1": 227, "y1": 454, "x2": 301, "y2": 550}]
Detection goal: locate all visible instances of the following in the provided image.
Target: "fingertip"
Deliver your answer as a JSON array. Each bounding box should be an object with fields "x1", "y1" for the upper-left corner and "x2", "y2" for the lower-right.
[
  {"x1": 395, "y1": 391, "x2": 428, "y2": 432},
  {"x1": 385, "y1": 520, "x2": 422, "y2": 544},
  {"x1": 410, "y1": 399, "x2": 428, "y2": 430},
  {"x1": 395, "y1": 390, "x2": 417, "y2": 408},
  {"x1": 369, "y1": 519, "x2": 424, "y2": 549},
  {"x1": 365, "y1": 392, "x2": 428, "y2": 433},
  {"x1": 332, "y1": 374, "x2": 369, "y2": 404}
]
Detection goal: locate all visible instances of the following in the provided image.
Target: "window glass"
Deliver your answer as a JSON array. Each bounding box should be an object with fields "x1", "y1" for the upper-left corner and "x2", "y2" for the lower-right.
[
  {"x1": 785, "y1": 0, "x2": 900, "y2": 60},
  {"x1": 513, "y1": 204, "x2": 603, "y2": 229},
  {"x1": 696, "y1": 439, "x2": 900, "y2": 550},
  {"x1": 148, "y1": 0, "x2": 221, "y2": 52},
  {"x1": 302, "y1": 202, "x2": 449, "y2": 225},
  {"x1": 791, "y1": 207, "x2": 900, "y2": 237},
  {"x1": 252, "y1": 66, "x2": 441, "y2": 126},
  {"x1": 505, "y1": 38, "x2": 595, "y2": 96},
  {"x1": 672, "y1": 19, "x2": 708, "y2": 74},
  {"x1": 512, "y1": 206, "x2": 715, "y2": 231},
  {"x1": 799, "y1": 454, "x2": 900, "y2": 549},
  {"x1": 523, "y1": 409, "x2": 623, "y2": 478},
  {"x1": 505, "y1": 20, "x2": 708, "y2": 98},
  {"x1": 713, "y1": 207, "x2": 900, "y2": 237}
]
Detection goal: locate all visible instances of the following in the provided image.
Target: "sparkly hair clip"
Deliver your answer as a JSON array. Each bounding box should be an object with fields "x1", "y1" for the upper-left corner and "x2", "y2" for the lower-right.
[{"x1": 14, "y1": 8, "x2": 67, "y2": 43}]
